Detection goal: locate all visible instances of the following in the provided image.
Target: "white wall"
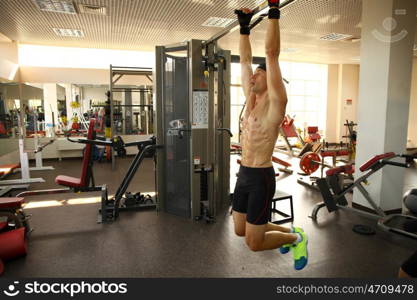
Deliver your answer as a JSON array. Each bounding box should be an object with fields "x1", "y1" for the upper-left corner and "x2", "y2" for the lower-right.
[
  {"x1": 337, "y1": 64, "x2": 359, "y2": 141},
  {"x1": 407, "y1": 57, "x2": 417, "y2": 148},
  {"x1": 81, "y1": 86, "x2": 122, "y2": 110},
  {"x1": 43, "y1": 84, "x2": 58, "y2": 131},
  {"x1": 325, "y1": 64, "x2": 359, "y2": 142},
  {"x1": 326, "y1": 59, "x2": 417, "y2": 148},
  {"x1": 0, "y1": 42, "x2": 19, "y2": 81},
  {"x1": 57, "y1": 84, "x2": 66, "y2": 100},
  {"x1": 82, "y1": 87, "x2": 109, "y2": 104},
  {"x1": 325, "y1": 65, "x2": 339, "y2": 142}
]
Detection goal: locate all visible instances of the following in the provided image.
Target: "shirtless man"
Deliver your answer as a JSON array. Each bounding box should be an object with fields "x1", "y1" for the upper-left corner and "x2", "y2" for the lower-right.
[{"x1": 232, "y1": 0, "x2": 308, "y2": 271}]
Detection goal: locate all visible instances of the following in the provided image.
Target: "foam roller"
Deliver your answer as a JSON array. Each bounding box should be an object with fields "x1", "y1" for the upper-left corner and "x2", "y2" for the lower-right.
[{"x1": 0, "y1": 228, "x2": 27, "y2": 260}]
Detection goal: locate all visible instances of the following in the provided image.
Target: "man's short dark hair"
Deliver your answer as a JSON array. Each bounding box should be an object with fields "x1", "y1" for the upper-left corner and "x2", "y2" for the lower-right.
[{"x1": 257, "y1": 63, "x2": 266, "y2": 71}]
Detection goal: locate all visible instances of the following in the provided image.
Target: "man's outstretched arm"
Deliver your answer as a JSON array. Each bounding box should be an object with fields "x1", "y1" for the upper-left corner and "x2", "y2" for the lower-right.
[
  {"x1": 236, "y1": 9, "x2": 254, "y2": 101},
  {"x1": 265, "y1": 1, "x2": 287, "y2": 121},
  {"x1": 240, "y1": 33, "x2": 253, "y2": 100}
]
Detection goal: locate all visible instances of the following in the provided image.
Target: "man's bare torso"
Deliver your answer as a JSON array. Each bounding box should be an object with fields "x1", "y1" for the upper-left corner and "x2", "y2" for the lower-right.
[{"x1": 240, "y1": 94, "x2": 283, "y2": 168}]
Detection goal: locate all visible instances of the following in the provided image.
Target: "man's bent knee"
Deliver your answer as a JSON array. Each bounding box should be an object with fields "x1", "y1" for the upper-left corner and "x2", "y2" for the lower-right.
[
  {"x1": 245, "y1": 235, "x2": 264, "y2": 252},
  {"x1": 245, "y1": 222, "x2": 267, "y2": 251},
  {"x1": 235, "y1": 228, "x2": 246, "y2": 237},
  {"x1": 245, "y1": 238, "x2": 263, "y2": 252},
  {"x1": 233, "y1": 211, "x2": 246, "y2": 237}
]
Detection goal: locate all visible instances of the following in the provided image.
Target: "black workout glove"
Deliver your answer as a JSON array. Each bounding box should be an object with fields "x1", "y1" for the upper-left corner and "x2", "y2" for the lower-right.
[
  {"x1": 268, "y1": 0, "x2": 281, "y2": 19},
  {"x1": 234, "y1": 9, "x2": 254, "y2": 35}
]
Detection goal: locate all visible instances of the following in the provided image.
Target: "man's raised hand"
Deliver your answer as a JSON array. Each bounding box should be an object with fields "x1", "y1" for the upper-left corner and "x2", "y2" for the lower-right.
[
  {"x1": 234, "y1": 8, "x2": 254, "y2": 35},
  {"x1": 268, "y1": 0, "x2": 280, "y2": 19}
]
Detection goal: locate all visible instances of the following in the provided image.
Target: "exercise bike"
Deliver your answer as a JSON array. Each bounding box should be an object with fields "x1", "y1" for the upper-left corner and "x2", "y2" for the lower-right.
[{"x1": 311, "y1": 152, "x2": 417, "y2": 240}]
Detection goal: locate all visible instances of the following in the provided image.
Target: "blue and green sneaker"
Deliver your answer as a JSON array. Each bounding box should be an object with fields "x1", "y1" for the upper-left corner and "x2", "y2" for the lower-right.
[
  {"x1": 291, "y1": 229, "x2": 308, "y2": 270},
  {"x1": 279, "y1": 227, "x2": 303, "y2": 254}
]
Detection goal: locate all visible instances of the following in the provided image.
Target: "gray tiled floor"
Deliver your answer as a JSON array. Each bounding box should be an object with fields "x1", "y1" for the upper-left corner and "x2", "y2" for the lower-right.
[{"x1": 2, "y1": 154, "x2": 416, "y2": 278}]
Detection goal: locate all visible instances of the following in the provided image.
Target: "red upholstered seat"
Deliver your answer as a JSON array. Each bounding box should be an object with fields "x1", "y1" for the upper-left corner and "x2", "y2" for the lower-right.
[
  {"x1": 326, "y1": 165, "x2": 355, "y2": 176},
  {"x1": 55, "y1": 119, "x2": 95, "y2": 189},
  {"x1": 0, "y1": 228, "x2": 27, "y2": 260},
  {"x1": 337, "y1": 150, "x2": 350, "y2": 156},
  {"x1": 231, "y1": 143, "x2": 242, "y2": 150},
  {"x1": 281, "y1": 125, "x2": 298, "y2": 138},
  {"x1": 309, "y1": 133, "x2": 321, "y2": 140},
  {"x1": 307, "y1": 127, "x2": 321, "y2": 141},
  {"x1": 359, "y1": 152, "x2": 395, "y2": 172},
  {"x1": 55, "y1": 175, "x2": 82, "y2": 188},
  {"x1": 321, "y1": 150, "x2": 350, "y2": 158},
  {"x1": 0, "y1": 197, "x2": 24, "y2": 209},
  {"x1": 272, "y1": 156, "x2": 291, "y2": 168},
  {"x1": 281, "y1": 116, "x2": 298, "y2": 137},
  {"x1": 321, "y1": 151, "x2": 337, "y2": 157}
]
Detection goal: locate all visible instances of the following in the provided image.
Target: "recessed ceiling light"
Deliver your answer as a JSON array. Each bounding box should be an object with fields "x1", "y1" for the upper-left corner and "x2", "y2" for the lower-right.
[
  {"x1": 53, "y1": 28, "x2": 84, "y2": 37},
  {"x1": 394, "y1": 9, "x2": 407, "y2": 15},
  {"x1": 202, "y1": 17, "x2": 235, "y2": 28},
  {"x1": 33, "y1": 0, "x2": 77, "y2": 14},
  {"x1": 351, "y1": 57, "x2": 361, "y2": 62},
  {"x1": 320, "y1": 33, "x2": 353, "y2": 41},
  {"x1": 78, "y1": 4, "x2": 107, "y2": 15},
  {"x1": 342, "y1": 37, "x2": 361, "y2": 43}
]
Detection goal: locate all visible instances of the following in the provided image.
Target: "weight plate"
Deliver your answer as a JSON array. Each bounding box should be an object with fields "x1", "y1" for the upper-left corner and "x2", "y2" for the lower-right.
[
  {"x1": 352, "y1": 224, "x2": 376, "y2": 235},
  {"x1": 299, "y1": 151, "x2": 320, "y2": 175}
]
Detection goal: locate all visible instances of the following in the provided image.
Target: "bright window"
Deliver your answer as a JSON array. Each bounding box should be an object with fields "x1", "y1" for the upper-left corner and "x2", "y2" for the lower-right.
[
  {"x1": 14, "y1": 99, "x2": 20, "y2": 109},
  {"x1": 28, "y1": 99, "x2": 43, "y2": 108},
  {"x1": 282, "y1": 61, "x2": 328, "y2": 133},
  {"x1": 230, "y1": 61, "x2": 328, "y2": 143}
]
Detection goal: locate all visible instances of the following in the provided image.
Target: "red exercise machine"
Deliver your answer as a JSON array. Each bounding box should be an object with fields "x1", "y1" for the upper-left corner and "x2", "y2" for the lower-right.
[
  {"x1": 276, "y1": 115, "x2": 305, "y2": 157},
  {"x1": 311, "y1": 152, "x2": 417, "y2": 239},
  {"x1": 0, "y1": 197, "x2": 30, "y2": 276}
]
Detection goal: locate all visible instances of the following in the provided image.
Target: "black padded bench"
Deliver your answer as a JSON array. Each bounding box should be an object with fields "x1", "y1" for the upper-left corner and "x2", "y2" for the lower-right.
[{"x1": 270, "y1": 190, "x2": 294, "y2": 224}]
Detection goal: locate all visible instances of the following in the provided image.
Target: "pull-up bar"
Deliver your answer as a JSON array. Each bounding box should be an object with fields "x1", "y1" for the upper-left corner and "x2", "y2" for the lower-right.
[{"x1": 203, "y1": 0, "x2": 298, "y2": 46}]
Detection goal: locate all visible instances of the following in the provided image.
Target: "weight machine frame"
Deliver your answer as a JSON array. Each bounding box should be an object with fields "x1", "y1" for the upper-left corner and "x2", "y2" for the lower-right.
[{"x1": 311, "y1": 152, "x2": 417, "y2": 240}]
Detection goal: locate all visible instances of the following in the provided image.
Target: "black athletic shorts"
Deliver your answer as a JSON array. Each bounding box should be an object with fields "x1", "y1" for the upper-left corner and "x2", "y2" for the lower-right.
[
  {"x1": 232, "y1": 165, "x2": 275, "y2": 225},
  {"x1": 402, "y1": 250, "x2": 417, "y2": 277}
]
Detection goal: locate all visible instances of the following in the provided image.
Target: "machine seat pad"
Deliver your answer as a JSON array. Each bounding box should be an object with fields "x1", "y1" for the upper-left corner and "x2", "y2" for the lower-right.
[
  {"x1": 55, "y1": 175, "x2": 82, "y2": 188},
  {"x1": 359, "y1": 152, "x2": 395, "y2": 172},
  {"x1": 326, "y1": 165, "x2": 355, "y2": 176},
  {"x1": 337, "y1": 150, "x2": 350, "y2": 156},
  {"x1": 321, "y1": 151, "x2": 337, "y2": 157},
  {"x1": 272, "y1": 156, "x2": 291, "y2": 168},
  {"x1": 231, "y1": 143, "x2": 242, "y2": 150},
  {"x1": 0, "y1": 197, "x2": 24, "y2": 209},
  {"x1": 309, "y1": 133, "x2": 321, "y2": 140}
]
